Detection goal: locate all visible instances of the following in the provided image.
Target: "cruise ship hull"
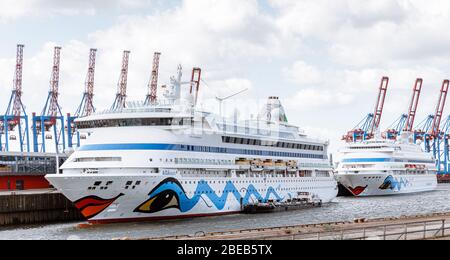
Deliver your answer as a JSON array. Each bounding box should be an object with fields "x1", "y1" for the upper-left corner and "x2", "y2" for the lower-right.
[
  {"x1": 47, "y1": 173, "x2": 338, "y2": 223},
  {"x1": 336, "y1": 172, "x2": 437, "y2": 197}
]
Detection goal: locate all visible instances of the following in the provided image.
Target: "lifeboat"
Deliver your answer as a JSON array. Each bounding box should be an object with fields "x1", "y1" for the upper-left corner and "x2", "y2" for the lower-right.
[
  {"x1": 250, "y1": 159, "x2": 264, "y2": 172},
  {"x1": 274, "y1": 160, "x2": 287, "y2": 170},
  {"x1": 263, "y1": 159, "x2": 275, "y2": 170},
  {"x1": 235, "y1": 158, "x2": 251, "y2": 170},
  {"x1": 287, "y1": 160, "x2": 298, "y2": 172}
]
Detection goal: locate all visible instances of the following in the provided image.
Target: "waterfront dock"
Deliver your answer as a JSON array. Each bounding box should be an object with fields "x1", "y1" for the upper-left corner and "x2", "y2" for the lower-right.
[
  {"x1": 125, "y1": 213, "x2": 450, "y2": 241},
  {"x1": 0, "y1": 189, "x2": 84, "y2": 226}
]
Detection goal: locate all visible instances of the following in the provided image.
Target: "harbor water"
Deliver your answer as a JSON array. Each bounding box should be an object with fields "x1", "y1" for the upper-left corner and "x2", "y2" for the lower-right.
[{"x1": 1, "y1": 184, "x2": 450, "y2": 240}]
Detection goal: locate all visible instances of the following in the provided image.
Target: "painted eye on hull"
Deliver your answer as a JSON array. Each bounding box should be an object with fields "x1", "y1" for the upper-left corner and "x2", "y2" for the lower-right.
[
  {"x1": 379, "y1": 176, "x2": 394, "y2": 190},
  {"x1": 379, "y1": 181, "x2": 392, "y2": 190},
  {"x1": 134, "y1": 190, "x2": 180, "y2": 213}
]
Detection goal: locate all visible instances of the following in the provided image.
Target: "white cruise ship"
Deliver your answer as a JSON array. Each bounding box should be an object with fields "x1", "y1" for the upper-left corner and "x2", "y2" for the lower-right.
[
  {"x1": 46, "y1": 68, "x2": 337, "y2": 223},
  {"x1": 336, "y1": 133, "x2": 437, "y2": 197}
]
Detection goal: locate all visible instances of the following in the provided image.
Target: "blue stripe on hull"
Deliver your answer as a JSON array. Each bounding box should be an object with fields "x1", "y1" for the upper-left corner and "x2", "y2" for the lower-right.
[
  {"x1": 79, "y1": 143, "x2": 325, "y2": 159},
  {"x1": 342, "y1": 158, "x2": 391, "y2": 163}
]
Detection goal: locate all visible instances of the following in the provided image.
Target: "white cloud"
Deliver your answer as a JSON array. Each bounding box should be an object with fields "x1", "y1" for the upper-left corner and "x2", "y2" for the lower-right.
[
  {"x1": 0, "y1": 0, "x2": 158, "y2": 22},
  {"x1": 283, "y1": 61, "x2": 321, "y2": 85},
  {"x1": 284, "y1": 88, "x2": 353, "y2": 112}
]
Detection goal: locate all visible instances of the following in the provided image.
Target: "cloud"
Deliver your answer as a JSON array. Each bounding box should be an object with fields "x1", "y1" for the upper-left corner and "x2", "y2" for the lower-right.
[
  {"x1": 0, "y1": 0, "x2": 158, "y2": 22},
  {"x1": 284, "y1": 88, "x2": 353, "y2": 112},
  {"x1": 269, "y1": 0, "x2": 450, "y2": 68},
  {"x1": 283, "y1": 61, "x2": 322, "y2": 85}
]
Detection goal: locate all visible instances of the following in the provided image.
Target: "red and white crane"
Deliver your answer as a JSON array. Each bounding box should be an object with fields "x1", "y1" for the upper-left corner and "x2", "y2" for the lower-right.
[
  {"x1": 76, "y1": 48, "x2": 97, "y2": 117},
  {"x1": 111, "y1": 50, "x2": 130, "y2": 110},
  {"x1": 384, "y1": 78, "x2": 423, "y2": 140},
  {"x1": 404, "y1": 79, "x2": 423, "y2": 132},
  {"x1": 370, "y1": 77, "x2": 389, "y2": 138},
  {"x1": 343, "y1": 77, "x2": 389, "y2": 142},
  {"x1": 145, "y1": 52, "x2": 161, "y2": 105},
  {"x1": 430, "y1": 80, "x2": 450, "y2": 138},
  {"x1": 11, "y1": 44, "x2": 25, "y2": 123},
  {"x1": 32, "y1": 46, "x2": 66, "y2": 153},
  {"x1": 68, "y1": 48, "x2": 98, "y2": 148},
  {"x1": 190, "y1": 68, "x2": 202, "y2": 106},
  {"x1": 0, "y1": 44, "x2": 30, "y2": 152},
  {"x1": 44, "y1": 46, "x2": 62, "y2": 121}
]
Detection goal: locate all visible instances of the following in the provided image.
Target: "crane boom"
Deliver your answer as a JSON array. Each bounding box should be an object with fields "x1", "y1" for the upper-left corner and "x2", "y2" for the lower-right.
[
  {"x1": 12, "y1": 44, "x2": 24, "y2": 118},
  {"x1": 383, "y1": 78, "x2": 422, "y2": 140},
  {"x1": 145, "y1": 52, "x2": 161, "y2": 105},
  {"x1": 342, "y1": 76, "x2": 389, "y2": 142},
  {"x1": 75, "y1": 48, "x2": 97, "y2": 117},
  {"x1": 46, "y1": 46, "x2": 62, "y2": 117},
  {"x1": 190, "y1": 68, "x2": 202, "y2": 106},
  {"x1": 430, "y1": 79, "x2": 450, "y2": 137},
  {"x1": 111, "y1": 50, "x2": 130, "y2": 110},
  {"x1": 369, "y1": 77, "x2": 389, "y2": 137},
  {"x1": 404, "y1": 78, "x2": 423, "y2": 132},
  {"x1": 84, "y1": 48, "x2": 97, "y2": 116}
]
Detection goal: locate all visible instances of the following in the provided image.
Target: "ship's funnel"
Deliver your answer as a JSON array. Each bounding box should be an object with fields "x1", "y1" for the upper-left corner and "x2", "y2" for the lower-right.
[{"x1": 258, "y1": 96, "x2": 288, "y2": 123}]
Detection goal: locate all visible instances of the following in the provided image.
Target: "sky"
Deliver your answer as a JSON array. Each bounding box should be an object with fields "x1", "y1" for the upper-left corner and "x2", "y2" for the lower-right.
[{"x1": 1, "y1": 0, "x2": 450, "y2": 154}]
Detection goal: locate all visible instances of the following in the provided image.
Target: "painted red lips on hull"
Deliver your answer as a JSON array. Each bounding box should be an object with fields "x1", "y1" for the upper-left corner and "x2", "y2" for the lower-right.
[
  {"x1": 347, "y1": 186, "x2": 368, "y2": 196},
  {"x1": 74, "y1": 194, "x2": 124, "y2": 219}
]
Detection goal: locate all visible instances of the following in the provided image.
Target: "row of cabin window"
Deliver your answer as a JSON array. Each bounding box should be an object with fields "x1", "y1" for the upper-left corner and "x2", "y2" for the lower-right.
[
  {"x1": 180, "y1": 145, "x2": 324, "y2": 159},
  {"x1": 222, "y1": 136, "x2": 324, "y2": 151}
]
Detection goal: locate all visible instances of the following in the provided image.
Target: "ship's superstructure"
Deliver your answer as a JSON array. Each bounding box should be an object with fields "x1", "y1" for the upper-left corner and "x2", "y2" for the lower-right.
[
  {"x1": 336, "y1": 133, "x2": 437, "y2": 196},
  {"x1": 46, "y1": 67, "x2": 337, "y2": 223}
]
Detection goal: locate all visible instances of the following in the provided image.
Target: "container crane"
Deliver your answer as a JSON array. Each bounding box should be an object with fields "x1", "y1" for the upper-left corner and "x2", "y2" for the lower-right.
[
  {"x1": 144, "y1": 52, "x2": 161, "y2": 105},
  {"x1": 342, "y1": 77, "x2": 389, "y2": 142},
  {"x1": 428, "y1": 80, "x2": 449, "y2": 171},
  {"x1": 384, "y1": 79, "x2": 423, "y2": 140},
  {"x1": 111, "y1": 50, "x2": 130, "y2": 110},
  {"x1": 414, "y1": 80, "x2": 449, "y2": 154},
  {"x1": 0, "y1": 44, "x2": 30, "y2": 152},
  {"x1": 439, "y1": 115, "x2": 450, "y2": 174},
  {"x1": 32, "y1": 46, "x2": 66, "y2": 153},
  {"x1": 67, "y1": 48, "x2": 97, "y2": 148},
  {"x1": 413, "y1": 80, "x2": 450, "y2": 176}
]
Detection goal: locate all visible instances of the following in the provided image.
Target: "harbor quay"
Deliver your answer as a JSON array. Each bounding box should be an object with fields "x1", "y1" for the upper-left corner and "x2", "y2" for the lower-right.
[{"x1": 0, "y1": 189, "x2": 83, "y2": 226}]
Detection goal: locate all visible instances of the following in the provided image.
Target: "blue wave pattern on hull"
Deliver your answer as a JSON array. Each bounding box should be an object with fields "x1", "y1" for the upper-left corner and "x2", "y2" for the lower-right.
[
  {"x1": 380, "y1": 175, "x2": 410, "y2": 191},
  {"x1": 136, "y1": 179, "x2": 284, "y2": 214}
]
